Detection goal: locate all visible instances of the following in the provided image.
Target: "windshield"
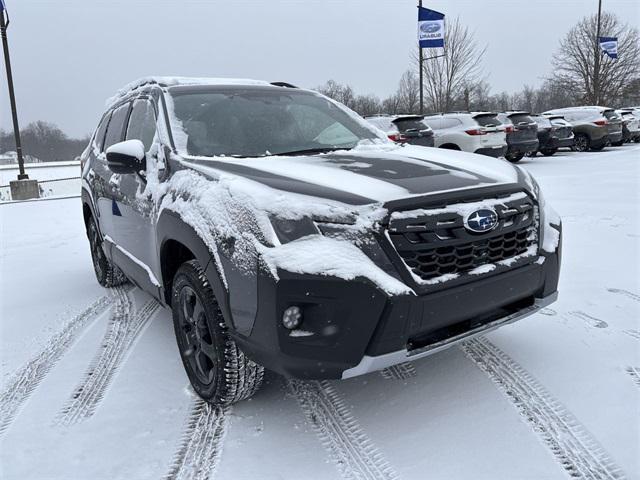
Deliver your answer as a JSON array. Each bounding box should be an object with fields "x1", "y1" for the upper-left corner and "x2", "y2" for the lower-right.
[{"x1": 169, "y1": 88, "x2": 381, "y2": 157}]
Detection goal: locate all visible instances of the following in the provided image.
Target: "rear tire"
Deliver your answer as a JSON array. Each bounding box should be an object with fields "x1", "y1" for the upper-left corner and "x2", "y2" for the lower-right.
[
  {"x1": 573, "y1": 133, "x2": 590, "y2": 152},
  {"x1": 171, "y1": 260, "x2": 264, "y2": 405},
  {"x1": 87, "y1": 215, "x2": 127, "y2": 287},
  {"x1": 611, "y1": 140, "x2": 624, "y2": 147},
  {"x1": 525, "y1": 151, "x2": 537, "y2": 158},
  {"x1": 540, "y1": 148, "x2": 557, "y2": 156},
  {"x1": 590, "y1": 143, "x2": 606, "y2": 151}
]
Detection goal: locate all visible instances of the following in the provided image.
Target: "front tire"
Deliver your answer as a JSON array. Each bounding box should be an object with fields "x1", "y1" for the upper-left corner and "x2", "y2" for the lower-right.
[
  {"x1": 87, "y1": 216, "x2": 127, "y2": 287},
  {"x1": 171, "y1": 260, "x2": 264, "y2": 405},
  {"x1": 573, "y1": 133, "x2": 590, "y2": 152},
  {"x1": 540, "y1": 148, "x2": 557, "y2": 156}
]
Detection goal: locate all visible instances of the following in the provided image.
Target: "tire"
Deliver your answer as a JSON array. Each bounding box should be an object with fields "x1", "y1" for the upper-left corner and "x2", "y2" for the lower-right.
[
  {"x1": 634, "y1": 137, "x2": 640, "y2": 143},
  {"x1": 171, "y1": 260, "x2": 264, "y2": 405},
  {"x1": 525, "y1": 151, "x2": 537, "y2": 158},
  {"x1": 611, "y1": 140, "x2": 624, "y2": 147},
  {"x1": 590, "y1": 143, "x2": 606, "y2": 151},
  {"x1": 573, "y1": 133, "x2": 590, "y2": 152},
  {"x1": 506, "y1": 152, "x2": 524, "y2": 163},
  {"x1": 87, "y1": 215, "x2": 127, "y2": 287},
  {"x1": 540, "y1": 148, "x2": 557, "y2": 156}
]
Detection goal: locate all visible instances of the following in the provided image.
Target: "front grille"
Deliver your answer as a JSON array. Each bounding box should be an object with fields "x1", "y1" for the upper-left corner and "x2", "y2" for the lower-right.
[{"x1": 388, "y1": 192, "x2": 538, "y2": 283}]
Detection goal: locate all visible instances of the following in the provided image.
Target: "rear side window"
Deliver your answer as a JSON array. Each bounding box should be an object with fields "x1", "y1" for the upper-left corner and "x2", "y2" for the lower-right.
[
  {"x1": 474, "y1": 115, "x2": 501, "y2": 127},
  {"x1": 367, "y1": 117, "x2": 395, "y2": 132},
  {"x1": 532, "y1": 116, "x2": 552, "y2": 128},
  {"x1": 441, "y1": 118, "x2": 462, "y2": 129},
  {"x1": 126, "y1": 100, "x2": 157, "y2": 151},
  {"x1": 93, "y1": 112, "x2": 111, "y2": 152},
  {"x1": 104, "y1": 104, "x2": 131, "y2": 150},
  {"x1": 422, "y1": 117, "x2": 442, "y2": 130},
  {"x1": 603, "y1": 110, "x2": 619, "y2": 121}
]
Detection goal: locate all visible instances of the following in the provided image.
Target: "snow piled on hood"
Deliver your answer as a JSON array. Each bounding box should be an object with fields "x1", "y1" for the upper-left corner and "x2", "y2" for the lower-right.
[
  {"x1": 259, "y1": 236, "x2": 412, "y2": 295},
  {"x1": 141, "y1": 158, "x2": 405, "y2": 294}
]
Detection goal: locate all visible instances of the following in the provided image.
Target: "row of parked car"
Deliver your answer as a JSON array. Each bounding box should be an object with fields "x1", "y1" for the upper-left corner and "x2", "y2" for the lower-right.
[{"x1": 365, "y1": 106, "x2": 640, "y2": 162}]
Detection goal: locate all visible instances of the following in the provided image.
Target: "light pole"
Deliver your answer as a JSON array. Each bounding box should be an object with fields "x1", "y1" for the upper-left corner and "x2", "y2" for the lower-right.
[
  {"x1": 1, "y1": 1, "x2": 28, "y2": 180},
  {"x1": 593, "y1": 0, "x2": 603, "y2": 104}
]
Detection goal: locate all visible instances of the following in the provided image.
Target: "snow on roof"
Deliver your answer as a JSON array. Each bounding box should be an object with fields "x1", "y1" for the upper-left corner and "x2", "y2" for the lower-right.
[{"x1": 105, "y1": 76, "x2": 272, "y2": 108}]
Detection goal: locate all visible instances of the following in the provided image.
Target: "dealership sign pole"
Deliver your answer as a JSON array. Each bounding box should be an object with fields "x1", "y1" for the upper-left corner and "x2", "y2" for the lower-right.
[
  {"x1": 0, "y1": 0, "x2": 28, "y2": 180},
  {"x1": 417, "y1": 3, "x2": 445, "y2": 115}
]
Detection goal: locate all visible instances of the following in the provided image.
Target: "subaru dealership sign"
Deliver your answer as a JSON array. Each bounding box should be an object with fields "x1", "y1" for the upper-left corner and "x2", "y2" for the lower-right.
[{"x1": 418, "y1": 6, "x2": 445, "y2": 49}]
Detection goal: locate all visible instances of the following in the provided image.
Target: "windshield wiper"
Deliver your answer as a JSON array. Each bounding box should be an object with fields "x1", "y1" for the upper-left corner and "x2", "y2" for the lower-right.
[{"x1": 272, "y1": 146, "x2": 352, "y2": 156}]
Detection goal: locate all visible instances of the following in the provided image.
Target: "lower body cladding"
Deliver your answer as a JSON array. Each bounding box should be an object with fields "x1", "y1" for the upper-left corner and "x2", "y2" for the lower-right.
[
  {"x1": 229, "y1": 240, "x2": 562, "y2": 380},
  {"x1": 474, "y1": 145, "x2": 507, "y2": 158},
  {"x1": 543, "y1": 135, "x2": 574, "y2": 150},
  {"x1": 607, "y1": 130, "x2": 623, "y2": 145}
]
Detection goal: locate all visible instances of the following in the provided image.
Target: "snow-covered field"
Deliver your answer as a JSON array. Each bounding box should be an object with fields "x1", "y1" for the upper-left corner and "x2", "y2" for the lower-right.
[
  {"x1": 0, "y1": 145, "x2": 638, "y2": 480},
  {"x1": 0, "y1": 162, "x2": 81, "y2": 201}
]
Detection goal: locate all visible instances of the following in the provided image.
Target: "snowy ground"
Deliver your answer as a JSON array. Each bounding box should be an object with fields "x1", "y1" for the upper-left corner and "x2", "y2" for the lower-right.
[{"x1": 0, "y1": 145, "x2": 638, "y2": 480}]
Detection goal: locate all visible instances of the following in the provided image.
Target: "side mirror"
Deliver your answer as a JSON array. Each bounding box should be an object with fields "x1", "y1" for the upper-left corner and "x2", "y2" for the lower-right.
[{"x1": 106, "y1": 140, "x2": 146, "y2": 174}]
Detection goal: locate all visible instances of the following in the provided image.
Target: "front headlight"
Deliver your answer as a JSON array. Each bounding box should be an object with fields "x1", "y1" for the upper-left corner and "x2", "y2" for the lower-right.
[{"x1": 270, "y1": 217, "x2": 319, "y2": 244}]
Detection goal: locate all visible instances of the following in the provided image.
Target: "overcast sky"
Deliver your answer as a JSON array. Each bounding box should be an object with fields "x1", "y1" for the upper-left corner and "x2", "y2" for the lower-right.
[{"x1": 1, "y1": 0, "x2": 638, "y2": 138}]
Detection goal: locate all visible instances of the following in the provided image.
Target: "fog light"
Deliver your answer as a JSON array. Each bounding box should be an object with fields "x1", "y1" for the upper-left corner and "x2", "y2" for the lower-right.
[{"x1": 282, "y1": 306, "x2": 302, "y2": 330}]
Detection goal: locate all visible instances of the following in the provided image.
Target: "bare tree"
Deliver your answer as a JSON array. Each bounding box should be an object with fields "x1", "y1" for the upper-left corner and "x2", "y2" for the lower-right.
[
  {"x1": 418, "y1": 17, "x2": 486, "y2": 112},
  {"x1": 551, "y1": 12, "x2": 640, "y2": 105},
  {"x1": 396, "y1": 70, "x2": 420, "y2": 113},
  {"x1": 354, "y1": 94, "x2": 382, "y2": 116}
]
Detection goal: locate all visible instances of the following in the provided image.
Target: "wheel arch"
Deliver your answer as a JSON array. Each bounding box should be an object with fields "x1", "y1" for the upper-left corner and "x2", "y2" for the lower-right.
[
  {"x1": 156, "y1": 211, "x2": 230, "y2": 321},
  {"x1": 439, "y1": 143, "x2": 461, "y2": 150}
]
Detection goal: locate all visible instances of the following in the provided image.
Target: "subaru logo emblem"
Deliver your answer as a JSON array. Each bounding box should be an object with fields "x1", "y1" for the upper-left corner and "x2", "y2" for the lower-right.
[
  {"x1": 420, "y1": 22, "x2": 441, "y2": 34},
  {"x1": 465, "y1": 208, "x2": 499, "y2": 233}
]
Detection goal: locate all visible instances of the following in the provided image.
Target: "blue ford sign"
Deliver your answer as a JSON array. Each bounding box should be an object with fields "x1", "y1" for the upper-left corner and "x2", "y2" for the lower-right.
[{"x1": 465, "y1": 208, "x2": 499, "y2": 233}]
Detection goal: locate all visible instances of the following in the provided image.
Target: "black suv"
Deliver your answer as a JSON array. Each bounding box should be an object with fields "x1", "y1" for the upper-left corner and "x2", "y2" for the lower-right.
[
  {"x1": 497, "y1": 112, "x2": 539, "y2": 162},
  {"x1": 81, "y1": 78, "x2": 562, "y2": 405}
]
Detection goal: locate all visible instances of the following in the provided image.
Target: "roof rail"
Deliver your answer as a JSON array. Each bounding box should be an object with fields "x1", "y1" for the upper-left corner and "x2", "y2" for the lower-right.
[{"x1": 271, "y1": 81, "x2": 298, "y2": 88}]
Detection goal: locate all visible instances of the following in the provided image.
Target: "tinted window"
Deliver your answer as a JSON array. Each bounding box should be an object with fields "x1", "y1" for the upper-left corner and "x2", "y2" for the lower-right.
[
  {"x1": 94, "y1": 112, "x2": 111, "y2": 152},
  {"x1": 474, "y1": 115, "x2": 501, "y2": 127},
  {"x1": 126, "y1": 100, "x2": 157, "y2": 151},
  {"x1": 104, "y1": 104, "x2": 130, "y2": 150},
  {"x1": 509, "y1": 114, "x2": 534, "y2": 125},
  {"x1": 394, "y1": 118, "x2": 431, "y2": 132}
]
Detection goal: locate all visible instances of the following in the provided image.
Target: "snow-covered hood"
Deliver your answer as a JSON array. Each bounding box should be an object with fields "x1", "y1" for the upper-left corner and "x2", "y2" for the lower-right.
[{"x1": 181, "y1": 145, "x2": 520, "y2": 206}]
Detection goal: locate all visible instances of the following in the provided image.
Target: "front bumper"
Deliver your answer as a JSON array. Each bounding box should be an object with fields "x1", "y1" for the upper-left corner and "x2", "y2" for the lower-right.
[
  {"x1": 231, "y1": 228, "x2": 562, "y2": 380},
  {"x1": 343, "y1": 292, "x2": 557, "y2": 378}
]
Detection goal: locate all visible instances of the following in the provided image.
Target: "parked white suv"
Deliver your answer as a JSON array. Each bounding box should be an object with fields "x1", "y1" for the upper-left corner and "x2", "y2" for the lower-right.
[{"x1": 421, "y1": 112, "x2": 507, "y2": 158}]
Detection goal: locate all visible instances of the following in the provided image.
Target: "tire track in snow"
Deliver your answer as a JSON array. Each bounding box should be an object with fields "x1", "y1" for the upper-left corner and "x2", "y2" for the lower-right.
[
  {"x1": 0, "y1": 293, "x2": 114, "y2": 436},
  {"x1": 164, "y1": 398, "x2": 230, "y2": 480},
  {"x1": 380, "y1": 362, "x2": 417, "y2": 380},
  {"x1": 460, "y1": 337, "x2": 625, "y2": 480},
  {"x1": 567, "y1": 311, "x2": 609, "y2": 329},
  {"x1": 56, "y1": 291, "x2": 159, "y2": 426},
  {"x1": 288, "y1": 379, "x2": 399, "y2": 480},
  {"x1": 626, "y1": 367, "x2": 640, "y2": 388},
  {"x1": 607, "y1": 288, "x2": 640, "y2": 303}
]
